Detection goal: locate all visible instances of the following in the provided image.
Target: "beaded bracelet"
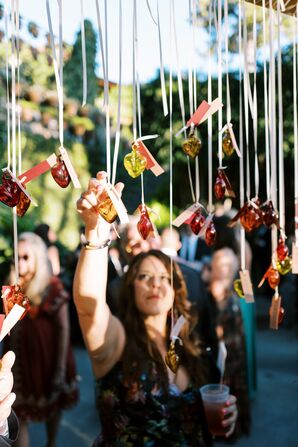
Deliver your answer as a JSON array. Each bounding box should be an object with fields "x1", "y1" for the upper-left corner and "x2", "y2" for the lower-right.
[{"x1": 81, "y1": 235, "x2": 111, "y2": 250}]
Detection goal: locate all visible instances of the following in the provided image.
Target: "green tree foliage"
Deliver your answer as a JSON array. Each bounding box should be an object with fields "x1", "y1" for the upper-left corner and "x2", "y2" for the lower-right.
[{"x1": 64, "y1": 19, "x2": 98, "y2": 104}]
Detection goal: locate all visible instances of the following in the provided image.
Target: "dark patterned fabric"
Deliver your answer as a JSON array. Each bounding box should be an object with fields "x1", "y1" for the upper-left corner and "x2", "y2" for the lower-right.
[
  {"x1": 4, "y1": 277, "x2": 79, "y2": 422},
  {"x1": 93, "y1": 361, "x2": 213, "y2": 447}
]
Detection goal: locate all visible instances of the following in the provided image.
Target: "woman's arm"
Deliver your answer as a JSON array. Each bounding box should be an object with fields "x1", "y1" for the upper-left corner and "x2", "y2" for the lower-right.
[{"x1": 73, "y1": 172, "x2": 126, "y2": 378}]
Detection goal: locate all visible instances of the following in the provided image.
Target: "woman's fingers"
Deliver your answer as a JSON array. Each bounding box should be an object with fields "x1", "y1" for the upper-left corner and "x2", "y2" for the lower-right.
[
  {"x1": 0, "y1": 351, "x2": 15, "y2": 372},
  {"x1": 222, "y1": 395, "x2": 238, "y2": 438},
  {"x1": 0, "y1": 393, "x2": 16, "y2": 421}
]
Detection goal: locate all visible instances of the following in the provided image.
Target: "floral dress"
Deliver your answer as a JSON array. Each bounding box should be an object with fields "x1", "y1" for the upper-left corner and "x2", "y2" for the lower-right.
[{"x1": 93, "y1": 361, "x2": 213, "y2": 447}]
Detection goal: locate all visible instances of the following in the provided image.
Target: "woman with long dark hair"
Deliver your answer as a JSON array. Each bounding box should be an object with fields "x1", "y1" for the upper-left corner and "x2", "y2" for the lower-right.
[{"x1": 74, "y1": 172, "x2": 238, "y2": 446}]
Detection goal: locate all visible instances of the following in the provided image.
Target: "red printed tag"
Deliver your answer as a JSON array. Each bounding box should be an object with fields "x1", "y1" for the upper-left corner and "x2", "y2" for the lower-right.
[
  {"x1": 199, "y1": 98, "x2": 223, "y2": 125},
  {"x1": 18, "y1": 153, "x2": 57, "y2": 184},
  {"x1": 59, "y1": 147, "x2": 81, "y2": 188},
  {"x1": 187, "y1": 101, "x2": 210, "y2": 127},
  {"x1": 173, "y1": 203, "x2": 202, "y2": 227},
  {"x1": 135, "y1": 140, "x2": 164, "y2": 177}
]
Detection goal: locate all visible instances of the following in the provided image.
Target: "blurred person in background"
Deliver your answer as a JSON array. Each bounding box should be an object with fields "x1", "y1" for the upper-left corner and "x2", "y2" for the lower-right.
[
  {"x1": 4, "y1": 232, "x2": 78, "y2": 447},
  {"x1": 34, "y1": 223, "x2": 61, "y2": 276}
]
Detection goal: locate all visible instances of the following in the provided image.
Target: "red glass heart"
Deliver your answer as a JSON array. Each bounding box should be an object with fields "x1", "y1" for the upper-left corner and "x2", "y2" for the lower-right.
[
  {"x1": 51, "y1": 157, "x2": 71, "y2": 188},
  {"x1": 137, "y1": 204, "x2": 154, "y2": 240},
  {"x1": 190, "y1": 210, "x2": 206, "y2": 235},
  {"x1": 205, "y1": 221, "x2": 216, "y2": 246},
  {"x1": 240, "y1": 204, "x2": 262, "y2": 232},
  {"x1": 0, "y1": 172, "x2": 21, "y2": 207},
  {"x1": 278, "y1": 306, "x2": 285, "y2": 325},
  {"x1": 276, "y1": 238, "x2": 289, "y2": 262},
  {"x1": 214, "y1": 176, "x2": 226, "y2": 200},
  {"x1": 16, "y1": 188, "x2": 31, "y2": 217},
  {"x1": 3, "y1": 285, "x2": 30, "y2": 320},
  {"x1": 261, "y1": 201, "x2": 279, "y2": 228}
]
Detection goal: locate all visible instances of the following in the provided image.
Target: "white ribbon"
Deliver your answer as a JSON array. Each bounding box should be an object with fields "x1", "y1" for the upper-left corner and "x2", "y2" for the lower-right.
[
  {"x1": 277, "y1": 1, "x2": 285, "y2": 232},
  {"x1": 217, "y1": 0, "x2": 223, "y2": 169},
  {"x1": 156, "y1": 0, "x2": 168, "y2": 116},
  {"x1": 104, "y1": 0, "x2": 111, "y2": 182},
  {"x1": 224, "y1": 0, "x2": 231, "y2": 124},
  {"x1": 4, "y1": 2, "x2": 11, "y2": 170},
  {"x1": 80, "y1": 0, "x2": 87, "y2": 107},
  {"x1": 95, "y1": 0, "x2": 107, "y2": 105},
  {"x1": 170, "y1": 315, "x2": 186, "y2": 341},
  {"x1": 252, "y1": 1, "x2": 259, "y2": 197},
  {"x1": 239, "y1": 0, "x2": 245, "y2": 271},
  {"x1": 16, "y1": 0, "x2": 21, "y2": 175},
  {"x1": 111, "y1": 0, "x2": 123, "y2": 186},
  {"x1": 262, "y1": 0, "x2": 271, "y2": 200},
  {"x1": 208, "y1": 1, "x2": 213, "y2": 213},
  {"x1": 169, "y1": 0, "x2": 174, "y2": 334},
  {"x1": 242, "y1": 2, "x2": 251, "y2": 201}
]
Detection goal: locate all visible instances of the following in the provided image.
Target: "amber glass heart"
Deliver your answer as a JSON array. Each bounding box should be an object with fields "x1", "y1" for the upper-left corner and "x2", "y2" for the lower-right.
[
  {"x1": 51, "y1": 157, "x2": 71, "y2": 188},
  {"x1": 261, "y1": 201, "x2": 279, "y2": 228},
  {"x1": 124, "y1": 145, "x2": 147, "y2": 178},
  {"x1": 276, "y1": 238, "x2": 289, "y2": 262},
  {"x1": 233, "y1": 279, "x2": 245, "y2": 298},
  {"x1": 165, "y1": 340, "x2": 179, "y2": 373},
  {"x1": 95, "y1": 190, "x2": 118, "y2": 223},
  {"x1": 182, "y1": 133, "x2": 202, "y2": 158},
  {"x1": 0, "y1": 173, "x2": 21, "y2": 207},
  {"x1": 276, "y1": 256, "x2": 292, "y2": 275},
  {"x1": 190, "y1": 211, "x2": 205, "y2": 235},
  {"x1": 267, "y1": 267, "x2": 280, "y2": 289},
  {"x1": 4, "y1": 285, "x2": 30, "y2": 320},
  {"x1": 214, "y1": 176, "x2": 226, "y2": 200},
  {"x1": 137, "y1": 204, "x2": 154, "y2": 240},
  {"x1": 222, "y1": 130, "x2": 234, "y2": 156},
  {"x1": 16, "y1": 189, "x2": 31, "y2": 217},
  {"x1": 205, "y1": 221, "x2": 216, "y2": 246},
  {"x1": 240, "y1": 205, "x2": 262, "y2": 232}
]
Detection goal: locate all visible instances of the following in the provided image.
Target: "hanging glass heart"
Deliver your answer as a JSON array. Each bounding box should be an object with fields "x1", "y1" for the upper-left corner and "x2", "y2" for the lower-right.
[
  {"x1": 3, "y1": 285, "x2": 30, "y2": 320},
  {"x1": 165, "y1": 340, "x2": 179, "y2": 373},
  {"x1": 182, "y1": 131, "x2": 202, "y2": 158},
  {"x1": 260, "y1": 200, "x2": 279, "y2": 228},
  {"x1": 190, "y1": 210, "x2": 206, "y2": 235},
  {"x1": 95, "y1": 189, "x2": 118, "y2": 223},
  {"x1": 205, "y1": 221, "x2": 216, "y2": 246},
  {"x1": 239, "y1": 203, "x2": 263, "y2": 232},
  {"x1": 214, "y1": 175, "x2": 226, "y2": 200},
  {"x1": 51, "y1": 156, "x2": 71, "y2": 188},
  {"x1": 16, "y1": 189, "x2": 31, "y2": 217},
  {"x1": 276, "y1": 256, "x2": 292, "y2": 275},
  {"x1": 124, "y1": 144, "x2": 147, "y2": 178},
  {"x1": 276, "y1": 237, "x2": 289, "y2": 262},
  {"x1": 0, "y1": 172, "x2": 21, "y2": 208},
  {"x1": 233, "y1": 279, "x2": 245, "y2": 298},
  {"x1": 222, "y1": 130, "x2": 234, "y2": 156},
  {"x1": 137, "y1": 204, "x2": 154, "y2": 240}
]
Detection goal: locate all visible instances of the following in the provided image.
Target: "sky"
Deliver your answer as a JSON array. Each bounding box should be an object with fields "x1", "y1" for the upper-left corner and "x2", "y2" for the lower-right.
[{"x1": 16, "y1": 0, "x2": 210, "y2": 85}]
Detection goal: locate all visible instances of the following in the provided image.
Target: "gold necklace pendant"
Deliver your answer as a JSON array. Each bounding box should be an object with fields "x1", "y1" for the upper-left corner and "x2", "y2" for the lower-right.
[{"x1": 165, "y1": 340, "x2": 179, "y2": 373}]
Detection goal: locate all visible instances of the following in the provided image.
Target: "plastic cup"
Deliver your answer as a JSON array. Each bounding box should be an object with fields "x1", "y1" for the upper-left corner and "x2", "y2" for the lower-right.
[{"x1": 200, "y1": 384, "x2": 230, "y2": 436}]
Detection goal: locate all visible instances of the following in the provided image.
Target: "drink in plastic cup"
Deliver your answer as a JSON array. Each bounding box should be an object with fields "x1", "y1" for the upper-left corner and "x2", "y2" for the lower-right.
[{"x1": 200, "y1": 384, "x2": 230, "y2": 436}]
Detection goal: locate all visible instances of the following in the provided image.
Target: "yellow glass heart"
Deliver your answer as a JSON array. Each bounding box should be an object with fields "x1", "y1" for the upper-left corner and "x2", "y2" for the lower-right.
[
  {"x1": 95, "y1": 190, "x2": 118, "y2": 223},
  {"x1": 222, "y1": 130, "x2": 234, "y2": 156},
  {"x1": 165, "y1": 340, "x2": 179, "y2": 373},
  {"x1": 124, "y1": 146, "x2": 147, "y2": 178},
  {"x1": 182, "y1": 133, "x2": 202, "y2": 158},
  {"x1": 276, "y1": 256, "x2": 292, "y2": 275},
  {"x1": 233, "y1": 279, "x2": 245, "y2": 298}
]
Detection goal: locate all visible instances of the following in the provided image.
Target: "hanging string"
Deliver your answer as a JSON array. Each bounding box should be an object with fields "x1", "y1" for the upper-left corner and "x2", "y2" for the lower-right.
[
  {"x1": 95, "y1": 0, "x2": 107, "y2": 105},
  {"x1": 242, "y1": 1, "x2": 251, "y2": 201},
  {"x1": 103, "y1": 0, "x2": 111, "y2": 182},
  {"x1": 239, "y1": 0, "x2": 246, "y2": 271},
  {"x1": 172, "y1": 0, "x2": 195, "y2": 203},
  {"x1": 207, "y1": 0, "x2": 213, "y2": 213},
  {"x1": 294, "y1": 6, "x2": 298, "y2": 245},
  {"x1": 224, "y1": 0, "x2": 231, "y2": 124},
  {"x1": 80, "y1": 0, "x2": 87, "y2": 107},
  {"x1": 277, "y1": 1, "x2": 285, "y2": 232},
  {"x1": 4, "y1": 2, "x2": 11, "y2": 170},
  {"x1": 217, "y1": 0, "x2": 223, "y2": 169},
  {"x1": 46, "y1": 0, "x2": 64, "y2": 149},
  {"x1": 268, "y1": 0, "x2": 278, "y2": 254},
  {"x1": 111, "y1": 0, "x2": 122, "y2": 186},
  {"x1": 16, "y1": 0, "x2": 21, "y2": 175},
  {"x1": 156, "y1": 0, "x2": 168, "y2": 116},
  {"x1": 188, "y1": 1, "x2": 194, "y2": 117},
  {"x1": 252, "y1": 0, "x2": 259, "y2": 198},
  {"x1": 169, "y1": 0, "x2": 174, "y2": 336},
  {"x1": 10, "y1": 0, "x2": 19, "y2": 282},
  {"x1": 262, "y1": 0, "x2": 271, "y2": 200}
]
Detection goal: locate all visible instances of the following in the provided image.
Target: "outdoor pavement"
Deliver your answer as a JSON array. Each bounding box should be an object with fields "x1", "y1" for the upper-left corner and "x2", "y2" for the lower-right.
[{"x1": 27, "y1": 295, "x2": 298, "y2": 447}]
